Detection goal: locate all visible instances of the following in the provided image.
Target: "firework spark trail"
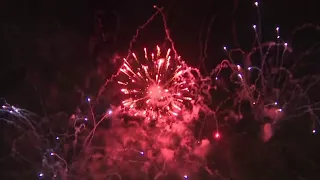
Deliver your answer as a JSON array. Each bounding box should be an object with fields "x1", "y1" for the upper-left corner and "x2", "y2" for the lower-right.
[
  {"x1": 198, "y1": 13, "x2": 216, "y2": 75},
  {"x1": 210, "y1": 19, "x2": 320, "y2": 141},
  {"x1": 0, "y1": 103, "x2": 39, "y2": 131},
  {"x1": 213, "y1": 42, "x2": 297, "y2": 111},
  {"x1": 0, "y1": 103, "x2": 69, "y2": 179},
  {"x1": 1, "y1": 99, "x2": 89, "y2": 180},
  {"x1": 97, "y1": 7, "x2": 163, "y2": 99},
  {"x1": 126, "y1": 6, "x2": 163, "y2": 59},
  {"x1": 153, "y1": 6, "x2": 178, "y2": 58}
]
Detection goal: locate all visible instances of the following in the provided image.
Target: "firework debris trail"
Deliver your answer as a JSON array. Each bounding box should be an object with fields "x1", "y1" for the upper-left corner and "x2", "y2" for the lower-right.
[
  {"x1": 208, "y1": 3, "x2": 320, "y2": 141},
  {"x1": 0, "y1": 101, "x2": 71, "y2": 179}
]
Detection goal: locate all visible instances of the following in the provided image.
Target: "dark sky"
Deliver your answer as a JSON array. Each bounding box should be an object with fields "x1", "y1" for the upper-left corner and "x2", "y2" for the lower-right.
[{"x1": 1, "y1": 0, "x2": 319, "y2": 58}]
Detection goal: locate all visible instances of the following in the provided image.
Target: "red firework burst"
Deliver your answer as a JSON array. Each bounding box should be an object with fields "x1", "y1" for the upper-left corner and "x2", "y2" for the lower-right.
[{"x1": 117, "y1": 46, "x2": 195, "y2": 121}]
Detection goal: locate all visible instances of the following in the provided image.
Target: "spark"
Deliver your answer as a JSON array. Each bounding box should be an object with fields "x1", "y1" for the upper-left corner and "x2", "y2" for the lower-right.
[
  {"x1": 236, "y1": 65, "x2": 241, "y2": 70},
  {"x1": 223, "y1": 46, "x2": 227, "y2": 51},
  {"x1": 214, "y1": 132, "x2": 221, "y2": 139}
]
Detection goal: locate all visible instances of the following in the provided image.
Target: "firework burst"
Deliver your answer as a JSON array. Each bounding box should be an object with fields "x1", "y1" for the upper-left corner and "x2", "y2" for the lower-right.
[{"x1": 117, "y1": 45, "x2": 199, "y2": 122}]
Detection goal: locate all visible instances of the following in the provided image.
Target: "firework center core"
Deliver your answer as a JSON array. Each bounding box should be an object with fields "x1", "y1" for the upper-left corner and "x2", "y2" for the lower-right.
[{"x1": 148, "y1": 85, "x2": 164, "y2": 100}]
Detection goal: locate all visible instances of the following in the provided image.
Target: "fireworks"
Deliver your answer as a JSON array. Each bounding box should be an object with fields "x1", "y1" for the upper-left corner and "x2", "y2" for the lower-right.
[
  {"x1": 117, "y1": 46, "x2": 197, "y2": 121},
  {"x1": 2, "y1": 2, "x2": 320, "y2": 180}
]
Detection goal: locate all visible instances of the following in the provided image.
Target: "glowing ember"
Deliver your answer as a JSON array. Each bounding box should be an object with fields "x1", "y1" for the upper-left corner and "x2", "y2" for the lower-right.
[{"x1": 214, "y1": 132, "x2": 220, "y2": 139}]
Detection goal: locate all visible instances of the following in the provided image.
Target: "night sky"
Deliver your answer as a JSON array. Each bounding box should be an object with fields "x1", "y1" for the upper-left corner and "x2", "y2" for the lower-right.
[{"x1": 1, "y1": 0, "x2": 320, "y2": 179}]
